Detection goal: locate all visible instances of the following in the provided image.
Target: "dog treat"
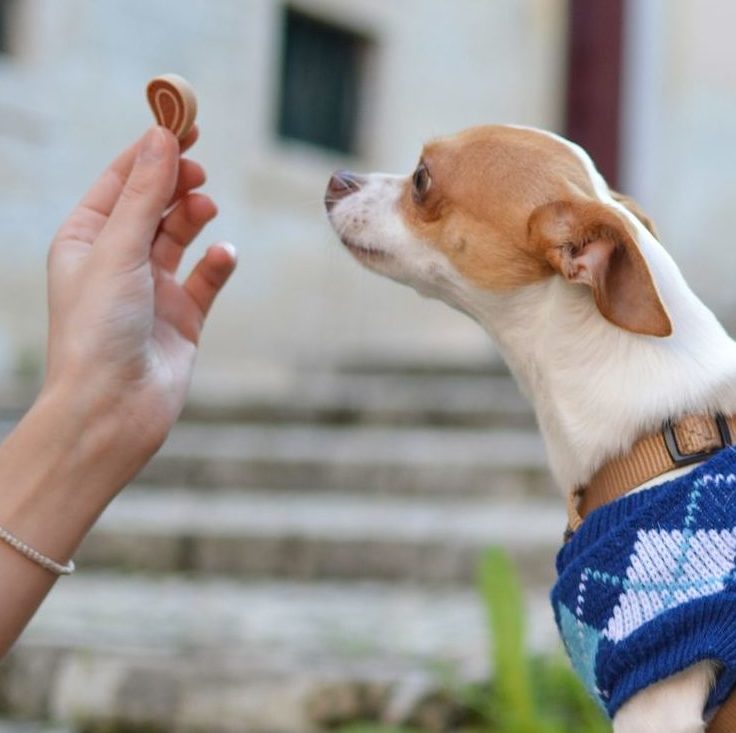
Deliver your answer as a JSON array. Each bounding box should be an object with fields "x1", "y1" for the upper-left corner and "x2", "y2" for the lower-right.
[{"x1": 146, "y1": 74, "x2": 197, "y2": 141}]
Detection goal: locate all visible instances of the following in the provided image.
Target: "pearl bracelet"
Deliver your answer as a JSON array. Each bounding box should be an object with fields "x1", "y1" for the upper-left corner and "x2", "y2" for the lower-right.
[{"x1": 0, "y1": 526, "x2": 75, "y2": 576}]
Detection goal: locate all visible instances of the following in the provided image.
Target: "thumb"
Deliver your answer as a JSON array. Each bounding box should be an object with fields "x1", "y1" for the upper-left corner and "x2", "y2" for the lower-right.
[{"x1": 98, "y1": 127, "x2": 179, "y2": 269}]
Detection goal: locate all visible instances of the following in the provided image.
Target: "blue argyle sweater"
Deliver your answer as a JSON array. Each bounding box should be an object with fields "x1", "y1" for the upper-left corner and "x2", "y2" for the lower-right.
[{"x1": 552, "y1": 446, "x2": 736, "y2": 718}]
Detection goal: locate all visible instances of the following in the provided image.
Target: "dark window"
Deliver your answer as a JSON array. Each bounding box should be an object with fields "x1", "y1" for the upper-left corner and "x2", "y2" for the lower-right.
[
  {"x1": 277, "y1": 7, "x2": 368, "y2": 155},
  {"x1": 0, "y1": 0, "x2": 16, "y2": 55}
]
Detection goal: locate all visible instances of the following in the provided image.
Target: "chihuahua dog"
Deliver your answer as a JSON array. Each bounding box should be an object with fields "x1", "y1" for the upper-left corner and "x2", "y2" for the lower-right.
[{"x1": 324, "y1": 125, "x2": 736, "y2": 733}]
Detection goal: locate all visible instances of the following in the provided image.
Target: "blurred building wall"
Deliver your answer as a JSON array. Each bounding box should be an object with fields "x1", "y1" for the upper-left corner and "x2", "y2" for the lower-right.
[
  {"x1": 8, "y1": 1, "x2": 736, "y2": 383},
  {"x1": 0, "y1": 0, "x2": 566, "y2": 382},
  {"x1": 622, "y1": 0, "x2": 736, "y2": 328}
]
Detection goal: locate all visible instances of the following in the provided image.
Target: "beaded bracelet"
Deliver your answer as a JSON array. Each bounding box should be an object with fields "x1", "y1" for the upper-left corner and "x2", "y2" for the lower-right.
[{"x1": 0, "y1": 526, "x2": 75, "y2": 576}]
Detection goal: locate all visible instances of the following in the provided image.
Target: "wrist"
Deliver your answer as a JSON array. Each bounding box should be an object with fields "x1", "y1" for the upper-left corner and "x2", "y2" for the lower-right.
[
  {"x1": 0, "y1": 385, "x2": 128, "y2": 565},
  {"x1": 38, "y1": 373, "x2": 165, "y2": 473},
  {"x1": 26, "y1": 376, "x2": 159, "y2": 509},
  {"x1": 35, "y1": 378, "x2": 119, "y2": 462}
]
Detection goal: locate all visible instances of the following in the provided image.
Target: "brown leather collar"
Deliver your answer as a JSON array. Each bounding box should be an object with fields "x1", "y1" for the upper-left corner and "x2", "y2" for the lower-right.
[{"x1": 566, "y1": 412, "x2": 736, "y2": 538}]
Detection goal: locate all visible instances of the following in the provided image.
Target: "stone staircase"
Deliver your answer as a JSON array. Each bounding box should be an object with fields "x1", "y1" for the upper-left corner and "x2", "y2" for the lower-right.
[{"x1": 0, "y1": 361, "x2": 566, "y2": 733}]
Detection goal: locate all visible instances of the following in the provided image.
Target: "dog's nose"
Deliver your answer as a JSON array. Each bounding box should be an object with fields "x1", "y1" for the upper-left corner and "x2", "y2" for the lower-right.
[{"x1": 325, "y1": 170, "x2": 365, "y2": 212}]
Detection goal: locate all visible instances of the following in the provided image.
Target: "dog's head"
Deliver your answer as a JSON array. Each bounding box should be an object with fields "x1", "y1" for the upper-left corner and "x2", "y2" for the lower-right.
[{"x1": 324, "y1": 125, "x2": 671, "y2": 337}]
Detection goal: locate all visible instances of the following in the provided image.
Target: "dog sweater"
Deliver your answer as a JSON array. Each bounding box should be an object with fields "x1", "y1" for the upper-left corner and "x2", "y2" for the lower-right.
[{"x1": 552, "y1": 446, "x2": 736, "y2": 718}]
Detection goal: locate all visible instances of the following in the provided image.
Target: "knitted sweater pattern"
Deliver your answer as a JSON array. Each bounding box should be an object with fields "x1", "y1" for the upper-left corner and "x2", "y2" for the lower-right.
[{"x1": 552, "y1": 446, "x2": 736, "y2": 718}]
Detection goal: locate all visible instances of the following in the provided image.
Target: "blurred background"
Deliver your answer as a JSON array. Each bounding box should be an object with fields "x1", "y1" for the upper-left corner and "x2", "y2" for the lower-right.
[{"x1": 0, "y1": 0, "x2": 735, "y2": 731}]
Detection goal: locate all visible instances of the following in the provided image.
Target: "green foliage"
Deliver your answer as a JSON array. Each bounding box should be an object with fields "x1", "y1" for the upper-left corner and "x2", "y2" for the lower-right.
[
  {"x1": 338, "y1": 547, "x2": 610, "y2": 733},
  {"x1": 477, "y1": 547, "x2": 609, "y2": 733},
  {"x1": 13, "y1": 345, "x2": 42, "y2": 384},
  {"x1": 338, "y1": 727, "x2": 425, "y2": 733},
  {"x1": 477, "y1": 547, "x2": 537, "y2": 731},
  {"x1": 78, "y1": 720, "x2": 169, "y2": 733}
]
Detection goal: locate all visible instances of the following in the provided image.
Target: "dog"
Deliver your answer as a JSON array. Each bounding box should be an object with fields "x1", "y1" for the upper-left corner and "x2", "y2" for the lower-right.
[{"x1": 324, "y1": 125, "x2": 736, "y2": 733}]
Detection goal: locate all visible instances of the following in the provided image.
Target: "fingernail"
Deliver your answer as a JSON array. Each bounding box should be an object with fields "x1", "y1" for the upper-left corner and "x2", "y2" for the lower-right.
[
  {"x1": 218, "y1": 242, "x2": 237, "y2": 260},
  {"x1": 138, "y1": 127, "x2": 167, "y2": 161}
]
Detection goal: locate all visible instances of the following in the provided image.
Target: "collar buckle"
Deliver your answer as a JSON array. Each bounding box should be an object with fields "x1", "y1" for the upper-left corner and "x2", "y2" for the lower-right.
[{"x1": 663, "y1": 413, "x2": 731, "y2": 468}]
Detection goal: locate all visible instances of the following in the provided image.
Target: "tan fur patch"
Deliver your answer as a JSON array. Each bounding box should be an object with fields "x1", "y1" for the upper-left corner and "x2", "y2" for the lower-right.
[{"x1": 397, "y1": 126, "x2": 599, "y2": 290}]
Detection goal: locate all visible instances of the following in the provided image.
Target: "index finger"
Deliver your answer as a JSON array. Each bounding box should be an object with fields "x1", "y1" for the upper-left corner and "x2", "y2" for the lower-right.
[{"x1": 77, "y1": 125, "x2": 199, "y2": 219}]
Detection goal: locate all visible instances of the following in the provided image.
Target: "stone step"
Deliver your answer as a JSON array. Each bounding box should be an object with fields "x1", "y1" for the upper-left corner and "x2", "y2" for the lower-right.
[
  {"x1": 0, "y1": 367, "x2": 533, "y2": 429},
  {"x1": 2, "y1": 573, "x2": 559, "y2": 733},
  {"x1": 335, "y1": 351, "x2": 509, "y2": 377},
  {"x1": 141, "y1": 422, "x2": 552, "y2": 497},
  {"x1": 185, "y1": 371, "x2": 533, "y2": 428},
  {"x1": 77, "y1": 489, "x2": 564, "y2": 586}
]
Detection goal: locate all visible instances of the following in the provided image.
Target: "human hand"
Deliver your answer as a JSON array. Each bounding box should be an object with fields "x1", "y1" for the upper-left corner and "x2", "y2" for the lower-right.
[{"x1": 43, "y1": 126, "x2": 236, "y2": 485}]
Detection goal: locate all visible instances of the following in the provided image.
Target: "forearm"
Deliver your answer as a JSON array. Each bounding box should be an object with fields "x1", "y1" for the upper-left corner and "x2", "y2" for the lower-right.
[{"x1": 0, "y1": 385, "x2": 135, "y2": 656}]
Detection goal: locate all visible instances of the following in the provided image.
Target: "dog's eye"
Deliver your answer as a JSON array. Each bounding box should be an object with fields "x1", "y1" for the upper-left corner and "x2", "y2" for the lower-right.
[{"x1": 412, "y1": 163, "x2": 431, "y2": 200}]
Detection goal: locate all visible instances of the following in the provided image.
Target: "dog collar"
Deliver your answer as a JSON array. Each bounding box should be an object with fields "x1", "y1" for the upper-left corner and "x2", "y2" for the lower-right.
[{"x1": 566, "y1": 412, "x2": 736, "y2": 538}]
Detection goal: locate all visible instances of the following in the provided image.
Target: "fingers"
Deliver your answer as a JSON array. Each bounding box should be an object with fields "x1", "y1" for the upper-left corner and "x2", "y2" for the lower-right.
[
  {"x1": 77, "y1": 144, "x2": 140, "y2": 220},
  {"x1": 97, "y1": 127, "x2": 180, "y2": 269},
  {"x1": 61, "y1": 156, "x2": 205, "y2": 252},
  {"x1": 167, "y1": 159, "x2": 206, "y2": 209},
  {"x1": 179, "y1": 124, "x2": 199, "y2": 154},
  {"x1": 78, "y1": 125, "x2": 200, "y2": 220},
  {"x1": 152, "y1": 193, "x2": 218, "y2": 273},
  {"x1": 183, "y1": 242, "x2": 237, "y2": 319}
]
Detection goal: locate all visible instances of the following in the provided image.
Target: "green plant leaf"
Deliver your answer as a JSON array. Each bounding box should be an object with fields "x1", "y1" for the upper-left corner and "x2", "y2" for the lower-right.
[
  {"x1": 477, "y1": 548, "x2": 611, "y2": 733},
  {"x1": 337, "y1": 726, "x2": 423, "y2": 733},
  {"x1": 478, "y1": 546, "x2": 537, "y2": 729}
]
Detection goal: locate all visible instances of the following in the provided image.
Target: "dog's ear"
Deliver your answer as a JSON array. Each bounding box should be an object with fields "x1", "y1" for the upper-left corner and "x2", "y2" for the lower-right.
[
  {"x1": 609, "y1": 189, "x2": 659, "y2": 238},
  {"x1": 527, "y1": 199, "x2": 672, "y2": 337}
]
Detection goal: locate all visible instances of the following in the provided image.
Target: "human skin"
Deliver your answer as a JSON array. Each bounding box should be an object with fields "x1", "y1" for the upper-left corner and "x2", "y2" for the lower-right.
[{"x1": 0, "y1": 125, "x2": 236, "y2": 656}]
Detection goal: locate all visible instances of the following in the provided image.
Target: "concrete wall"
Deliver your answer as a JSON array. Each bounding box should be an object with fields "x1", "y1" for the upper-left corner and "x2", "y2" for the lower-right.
[
  {"x1": 0, "y1": 0, "x2": 566, "y2": 381},
  {"x1": 622, "y1": 0, "x2": 736, "y2": 327}
]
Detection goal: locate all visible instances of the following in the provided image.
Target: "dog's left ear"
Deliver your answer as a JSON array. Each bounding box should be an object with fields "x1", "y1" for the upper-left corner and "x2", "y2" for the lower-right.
[
  {"x1": 527, "y1": 199, "x2": 672, "y2": 337},
  {"x1": 609, "y1": 189, "x2": 659, "y2": 238}
]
